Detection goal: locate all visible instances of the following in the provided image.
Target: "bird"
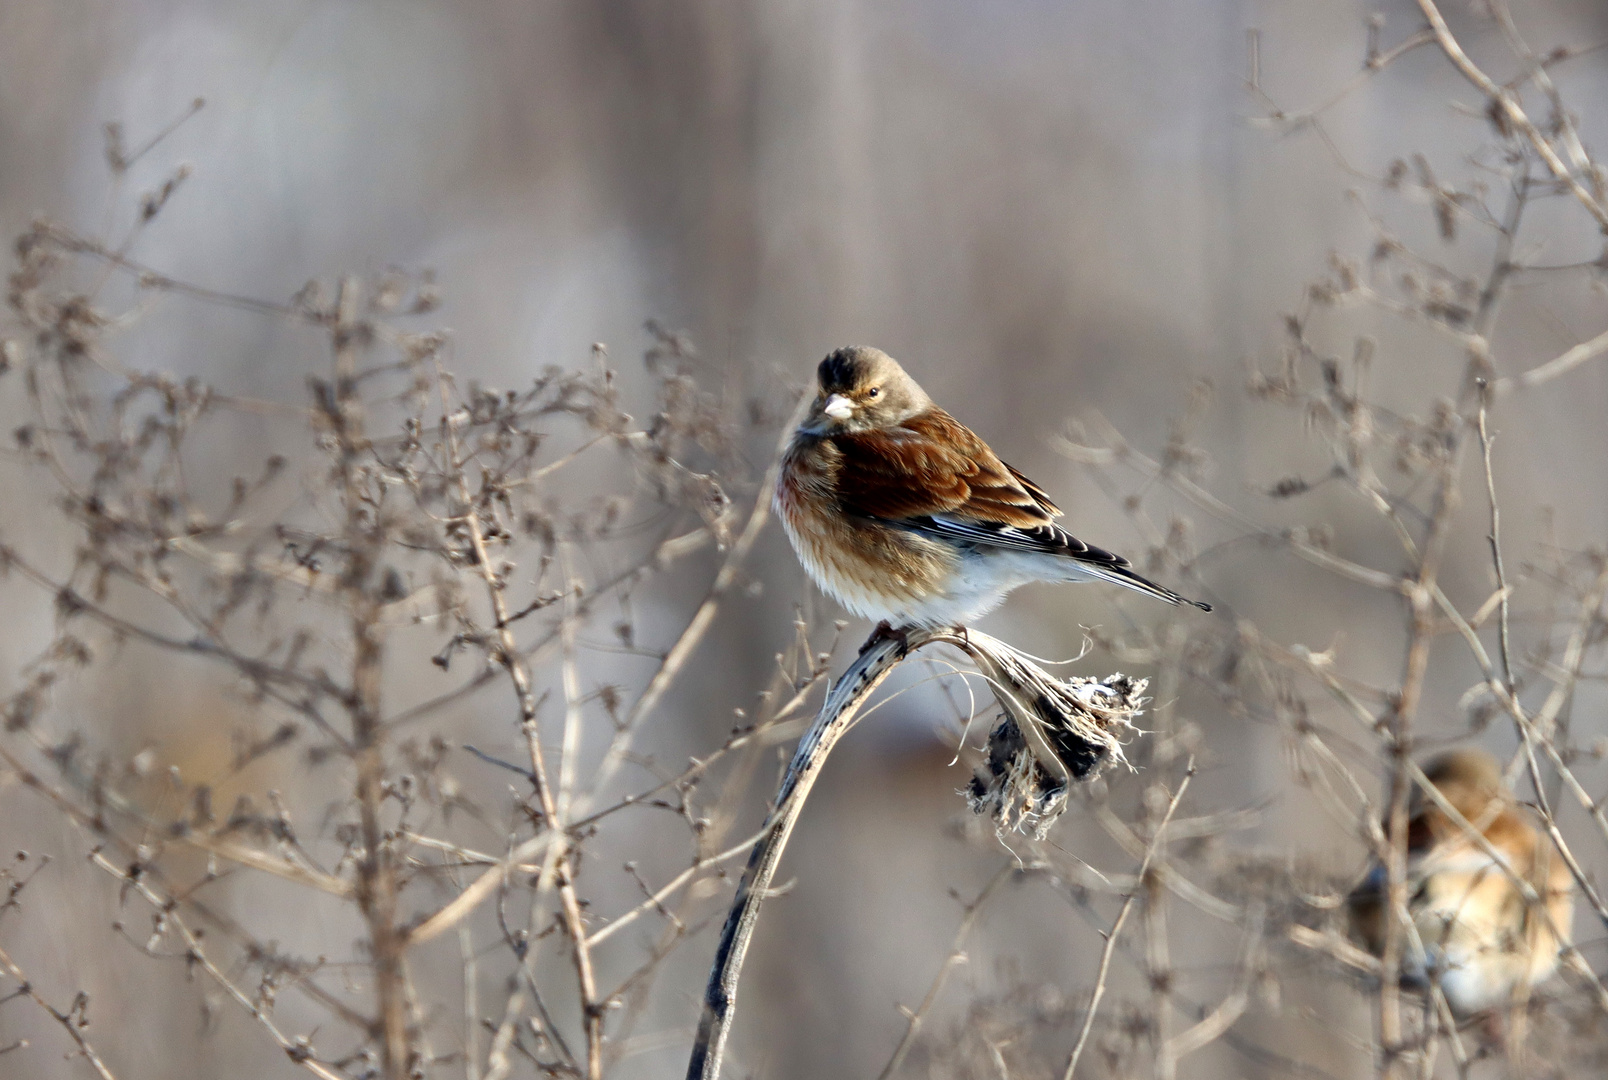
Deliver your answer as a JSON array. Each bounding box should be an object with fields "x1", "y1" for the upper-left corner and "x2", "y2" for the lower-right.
[
  {"x1": 773, "y1": 345, "x2": 1211, "y2": 628},
  {"x1": 1347, "y1": 748, "x2": 1574, "y2": 1019}
]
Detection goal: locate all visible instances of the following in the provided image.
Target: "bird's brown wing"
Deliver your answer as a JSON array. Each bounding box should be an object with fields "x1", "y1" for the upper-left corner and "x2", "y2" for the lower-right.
[
  {"x1": 830, "y1": 408, "x2": 1209, "y2": 611},
  {"x1": 1006, "y1": 463, "x2": 1062, "y2": 518},
  {"x1": 831, "y1": 408, "x2": 1055, "y2": 527}
]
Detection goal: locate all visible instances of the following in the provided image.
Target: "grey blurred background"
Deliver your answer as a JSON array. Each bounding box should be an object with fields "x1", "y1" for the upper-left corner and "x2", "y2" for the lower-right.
[{"x1": 4, "y1": 1, "x2": 1608, "y2": 1077}]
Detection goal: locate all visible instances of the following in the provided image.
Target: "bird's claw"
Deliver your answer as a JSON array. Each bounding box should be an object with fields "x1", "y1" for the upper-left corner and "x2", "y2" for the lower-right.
[{"x1": 860, "y1": 621, "x2": 911, "y2": 654}]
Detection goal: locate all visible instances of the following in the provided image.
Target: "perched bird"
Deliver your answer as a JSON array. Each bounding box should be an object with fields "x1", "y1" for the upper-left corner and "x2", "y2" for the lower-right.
[
  {"x1": 1348, "y1": 749, "x2": 1574, "y2": 1018},
  {"x1": 774, "y1": 346, "x2": 1210, "y2": 628}
]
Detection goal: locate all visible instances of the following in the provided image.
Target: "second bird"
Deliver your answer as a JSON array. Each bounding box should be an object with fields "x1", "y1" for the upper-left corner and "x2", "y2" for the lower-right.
[
  {"x1": 775, "y1": 346, "x2": 1211, "y2": 628},
  {"x1": 1348, "y1": 749, "x2": 1574, "y2": 1018}
]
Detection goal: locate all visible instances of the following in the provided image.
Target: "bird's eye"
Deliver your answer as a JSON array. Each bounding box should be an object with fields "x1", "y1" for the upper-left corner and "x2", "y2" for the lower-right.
[{"x1": 866, "y1": 387, "x2": 880, "y2": 398}]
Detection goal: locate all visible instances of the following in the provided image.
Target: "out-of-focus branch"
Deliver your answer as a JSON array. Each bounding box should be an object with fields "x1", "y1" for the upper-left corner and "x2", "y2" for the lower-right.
[
  {"x1": 83, "y1": 850, "x2": 348, "y2": 1080},
  {"x1": 1495, "y1": 327, "x2": 1608, "y2": 393},
  {"x1": 406, "y1": 832, "x2": 555, "y2": 946},
  {"x1": 576, "y1": 388, "x2": 812, "y2": 819},
  {"x1": 1061, "y1": 761, "x2": 1193, "y2": 1080},
  {"x1": 327, "y1": 277, "x2": 411, "y2": 1080},
  {"x1": 0, "y1": 941, "x2": 118, "y2": 1080},
  {"x1": 1415, "y1": 0, "x2": 1608, "y2": 229},
  {"x1": 431, "y1": 358, "x2": 602, "y2": 1080},
  {"x1": 585, "y1": 829, "x2": 766, "y2": 949},
  {"x1": 876, "y1": 863, "x2": 1012, "y2": 1080}
]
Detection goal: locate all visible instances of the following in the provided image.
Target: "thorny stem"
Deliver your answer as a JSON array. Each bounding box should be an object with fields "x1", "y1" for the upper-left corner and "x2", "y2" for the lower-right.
[{"x1": 429, "y1": 358, "x2": 603, "y2": 1079}]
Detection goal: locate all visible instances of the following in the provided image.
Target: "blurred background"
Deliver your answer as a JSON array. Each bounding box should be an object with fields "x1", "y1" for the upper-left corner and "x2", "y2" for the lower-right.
[{"x1": 3, "y1": 1, "x2": 1608, "y2": 1077}]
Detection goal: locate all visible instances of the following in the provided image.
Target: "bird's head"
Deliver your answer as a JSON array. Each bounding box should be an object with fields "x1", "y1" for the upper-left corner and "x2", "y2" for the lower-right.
[
  {"x1": 800, "y1": 346, "x2": 932, "y2": 436},
  {"x1": 1414, "y1": 748, "x2": 1512, "y2": 842}
]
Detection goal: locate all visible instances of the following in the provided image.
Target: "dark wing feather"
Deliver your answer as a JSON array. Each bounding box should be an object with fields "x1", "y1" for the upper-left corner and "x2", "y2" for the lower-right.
[
  {"x1": 1006, "y1": 463, "x2": 1061, "y2": 517},
  {"x1": 914, "y1": 515, "x2": 1204, "y2": 607},
  {"x1": 915, "y1": 516, "x2": 1126, "y2": 565}
]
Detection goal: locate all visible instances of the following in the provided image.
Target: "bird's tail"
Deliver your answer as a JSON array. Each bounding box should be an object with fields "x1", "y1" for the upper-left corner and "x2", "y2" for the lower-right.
[{"x1": 1068, "y1": 559, "x2": 1212, "y2": 612}]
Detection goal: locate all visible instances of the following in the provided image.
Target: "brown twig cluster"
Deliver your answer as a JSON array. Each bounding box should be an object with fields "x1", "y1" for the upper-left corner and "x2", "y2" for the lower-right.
[{"x1": 0, "y1": 126, "x2": 838, "y2": 1077}]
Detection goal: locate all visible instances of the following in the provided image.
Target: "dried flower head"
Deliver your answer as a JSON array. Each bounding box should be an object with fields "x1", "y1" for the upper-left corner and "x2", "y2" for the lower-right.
[{"x1": 958, "y1": 630, "x2": 1146, "y2": 838}]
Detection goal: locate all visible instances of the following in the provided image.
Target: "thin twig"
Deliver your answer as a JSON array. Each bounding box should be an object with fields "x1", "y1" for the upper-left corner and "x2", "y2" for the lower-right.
[
  {"x1": 876, "y1": 863, "x2": 1013, "y2": 1080},
  {"x1": 1061, "y1": 760, "x2": 1194, "y2": 1080},
  {"x1": 1415, "y1": 0, "x2": 1608, "y2": 229},
  {"x1": 0, "y1": 941, "x2": 118, "y2": 1080},
  {"x1": 586, "y1": 828, "x2": 767, "y2": 949},
  {"x1": 1477, "y1": 393, "x2": 1513, "y2": 689},
  {"x1": 431, "y1": 356, "x2": 602, "y2": 1079},
  {"x1": 1496, "y1": 326, "x2": 1608, "y2": 393},
  {"x1": 407, "y1": 833, "x2": 556, "y2": 945}
]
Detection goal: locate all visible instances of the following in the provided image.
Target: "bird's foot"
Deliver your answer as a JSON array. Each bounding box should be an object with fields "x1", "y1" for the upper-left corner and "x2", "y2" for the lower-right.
[
  {"x1": 1473, "y1": 1008, "x2": 1507, "y2": 1057},
  {"x1": 860, "y1": 621, "x2": 911, "y2": 654}
]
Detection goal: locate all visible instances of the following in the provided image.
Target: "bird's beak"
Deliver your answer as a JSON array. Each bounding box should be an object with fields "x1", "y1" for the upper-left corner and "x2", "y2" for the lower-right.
[{"x1": 823, "y1": 394, "x2": 856, "y2": 420}]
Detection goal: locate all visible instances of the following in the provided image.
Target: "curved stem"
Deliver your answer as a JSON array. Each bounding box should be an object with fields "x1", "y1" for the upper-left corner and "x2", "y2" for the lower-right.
[
  {"x1": 683, "y1": 621, "x2": 1144, "y2": 1079},
  {"x1": 684, "y1": 625, "x2": 955, "y2": 1080}
]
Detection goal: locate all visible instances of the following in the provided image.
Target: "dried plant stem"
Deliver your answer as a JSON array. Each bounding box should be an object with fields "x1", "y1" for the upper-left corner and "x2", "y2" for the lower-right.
[
  {"x1": 84, "y1": 850, "x2": 349, "y2": 1080},
  {"x1": 684, "y1": 625, "x2": 966, "y2": 1080},
  {"x1": 1145, "y1": 626, "x2": 1184, "y2": 1080},
  {"x1": 1477, "y1": 395, "x2": 1513, "y2": 689},
  {"x1": 459, "y1": 920, "x2": 480, "y2": 1080},
  {"x1": 1497, "y1": 326, "x2": 1608, "y2": 392},
  {"x1": 577, "y1": 388, "x2": 810, "y2": 819},
  {"x1": 1414, "y1": 0, "x2": 1608, "y2": 229},
  {"x1": 430, "y1": 359, "x2": 603, "y2": 1079},
  {"x1": 1145, "y1": 831, "x2": 1175, "y2": 1080},
  {"x1": 1378, "y1": 404, "x2": 1470, "y2": 1073},
  {"x1": 407, "y1": 833, "x2": 555, "y2": 945},
  {"x1": 1061, "y1": 760, "x2": 1193, "y2": 1080},
  {"x1": 876, "y1": 862, "x2": 1013, "y2": 1080},
  {"x1": 0, "y1": 941, "x2": 118, "y2": 1080},
  {"x1": 585, "y1": 829, "x2": 767, "y2": 949},
  {"x1": 328, "y1": 277, "x2": 409, "y2": 1080}
]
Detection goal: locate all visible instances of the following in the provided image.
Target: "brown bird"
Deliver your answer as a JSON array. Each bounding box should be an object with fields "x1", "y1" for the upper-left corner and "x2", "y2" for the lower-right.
[
  {"x1": 774, "y1": 346, "x2": 1211, "y2": 627},
  {"x1": 1348, "y1": 749, "x2": 1574, "y2": 1017}
]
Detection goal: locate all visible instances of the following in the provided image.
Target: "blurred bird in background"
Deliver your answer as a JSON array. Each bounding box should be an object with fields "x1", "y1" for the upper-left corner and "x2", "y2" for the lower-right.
[
  {"x1": 1348, "y1": 748, "x2": 1574, "y2": 1023},
  {"x1": 774, "y1": 346, "x2": 1212, "y2": 628}
]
